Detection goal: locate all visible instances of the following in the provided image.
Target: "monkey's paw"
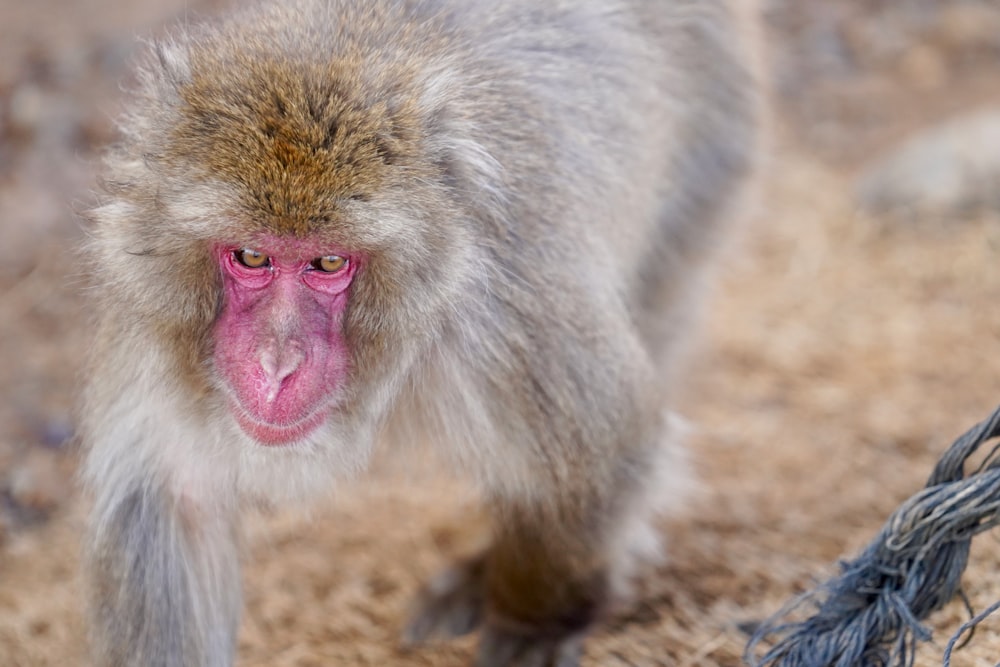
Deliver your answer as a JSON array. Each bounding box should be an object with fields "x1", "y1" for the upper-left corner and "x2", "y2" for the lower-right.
[
  {"x1": 403, "y1": 556, "x2": 585, "y2": 667},
  {"x1": 475, "y1": 626, "x2": 583, "y2": 667},
  {"x1": 404, "y1": 556, "x2": 487, "y2": 645}
]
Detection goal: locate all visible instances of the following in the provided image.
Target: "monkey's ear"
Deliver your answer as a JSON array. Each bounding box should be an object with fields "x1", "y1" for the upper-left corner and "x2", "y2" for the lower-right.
[
  {"x1": 157, "y1": 41, "x2": 192, "y2": 85},
  {"x1": 148, "y1": 38, "x2": 193, "y2": 93},
  {"x1": 417, "y1": 70, "x2": 508, "y2": 217}
]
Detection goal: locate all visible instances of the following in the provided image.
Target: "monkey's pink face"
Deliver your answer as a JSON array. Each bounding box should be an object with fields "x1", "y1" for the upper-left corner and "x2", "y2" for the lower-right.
[{"x1": 212, "y1": 236, "x2": 358, "y2": 446}]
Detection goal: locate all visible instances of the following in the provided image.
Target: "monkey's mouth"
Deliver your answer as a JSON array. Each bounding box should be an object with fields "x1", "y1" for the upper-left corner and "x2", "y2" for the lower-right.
[{"x1": 231, "y1": 403, "x2": 329, "y2": 447}]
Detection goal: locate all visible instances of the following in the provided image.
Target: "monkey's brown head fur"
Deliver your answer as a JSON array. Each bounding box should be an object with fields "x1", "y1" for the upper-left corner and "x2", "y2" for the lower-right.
[{"x1": 168, "y1": 56, "x2": 424, "y2": 237}]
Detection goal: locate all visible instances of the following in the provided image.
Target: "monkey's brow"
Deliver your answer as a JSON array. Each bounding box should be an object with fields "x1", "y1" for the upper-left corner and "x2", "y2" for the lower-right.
[{"x1": 124, "y1": 247, "x2": 177, "y2": 257}]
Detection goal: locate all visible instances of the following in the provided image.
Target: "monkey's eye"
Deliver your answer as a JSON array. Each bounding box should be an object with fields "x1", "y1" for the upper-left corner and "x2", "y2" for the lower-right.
[
  {"x1": 234, "y1": 248, "x2": 270, "y2": 269},
  {"x1": 311, "y1": 255, "x2": 348, "y2": 273}
]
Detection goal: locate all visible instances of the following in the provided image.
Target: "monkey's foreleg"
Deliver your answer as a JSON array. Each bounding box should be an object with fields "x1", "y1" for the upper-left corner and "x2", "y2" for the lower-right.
[{"x1": 85, "y1": 486, "x2": 242, "y2": 667}]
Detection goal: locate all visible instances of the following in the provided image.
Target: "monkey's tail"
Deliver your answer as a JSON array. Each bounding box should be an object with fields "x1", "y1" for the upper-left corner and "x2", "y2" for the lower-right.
[{"x1": 744, "y1": 402, "x2": 1000, "y2": 667}]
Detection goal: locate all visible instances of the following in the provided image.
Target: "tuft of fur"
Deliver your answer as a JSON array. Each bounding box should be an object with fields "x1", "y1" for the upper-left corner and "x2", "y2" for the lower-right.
[{"x1": 81, "y1": 1, "x2": 759, "y2": 665}]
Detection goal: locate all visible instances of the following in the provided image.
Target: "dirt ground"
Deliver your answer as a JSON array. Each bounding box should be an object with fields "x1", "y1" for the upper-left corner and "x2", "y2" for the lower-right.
[{"x1": 1, "y1": 1, "x2": 1000, "y2": 666}]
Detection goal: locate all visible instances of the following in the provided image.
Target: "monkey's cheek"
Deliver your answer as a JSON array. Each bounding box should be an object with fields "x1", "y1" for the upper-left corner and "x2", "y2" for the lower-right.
[{"x1": 231, "y1": 403, "x2": 330, "y2": 447}]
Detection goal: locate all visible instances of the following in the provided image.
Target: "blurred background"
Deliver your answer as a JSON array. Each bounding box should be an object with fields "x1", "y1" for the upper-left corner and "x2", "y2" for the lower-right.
[{"x1": 1, "y1": 1, "x2": 999, "y2": 665}]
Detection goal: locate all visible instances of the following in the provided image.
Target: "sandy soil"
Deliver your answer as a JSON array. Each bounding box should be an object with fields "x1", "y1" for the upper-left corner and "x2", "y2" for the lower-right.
[{"x1": 1, "y1": 2, "x2": 1000, "y2": 666}]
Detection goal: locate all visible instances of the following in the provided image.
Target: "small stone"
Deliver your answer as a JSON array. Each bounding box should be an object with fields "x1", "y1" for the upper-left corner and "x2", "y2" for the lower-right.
[
  {"x1": 7, "y1": 84, "x2": 46, "y2": 139},
  {"x1": 7, "y1": 448, "x2": 71, "y2": 517},
  {"x1": 898, "y1": 44, "x2": 947, "y2": 90},
  {"x1": 936, "y1": 4, "x2": 1000, "y2": 54},
  {"x1": 39, "y1": 419, "x2": 74, "y2": 449},
  {"x1": 856, "y1": 109, "x2": 1000, "y2": 224}
]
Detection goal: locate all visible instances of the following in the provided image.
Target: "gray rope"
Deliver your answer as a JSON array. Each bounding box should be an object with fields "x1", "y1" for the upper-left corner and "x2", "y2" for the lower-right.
[{"x1": 744, "y1": 403, "x2": 1000, "y2": 667}]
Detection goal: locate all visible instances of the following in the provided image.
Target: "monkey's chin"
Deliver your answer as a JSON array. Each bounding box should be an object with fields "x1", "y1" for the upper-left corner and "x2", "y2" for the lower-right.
[{"x1": 232, "y1": 405, "x2": 330, "y2": 447}]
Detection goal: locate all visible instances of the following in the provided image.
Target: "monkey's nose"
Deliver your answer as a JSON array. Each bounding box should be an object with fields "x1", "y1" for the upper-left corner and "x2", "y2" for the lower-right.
[{"x1": 259, "y1": 347, "x2": 305, "y2": 404}]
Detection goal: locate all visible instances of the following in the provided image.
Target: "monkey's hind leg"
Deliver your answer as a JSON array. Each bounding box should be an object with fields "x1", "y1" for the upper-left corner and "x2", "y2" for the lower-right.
[
  {"x1": 405, "y1": 424, "x2": 679, "y2": 667},
  {"x1": 406, "y1": 500, "x2": 607, "y2": 667}
]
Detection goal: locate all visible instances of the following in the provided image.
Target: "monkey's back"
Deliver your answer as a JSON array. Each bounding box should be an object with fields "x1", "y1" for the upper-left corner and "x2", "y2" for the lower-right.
[{"x1": 93, "y1": 0, "x2": 758, "y2": 468}]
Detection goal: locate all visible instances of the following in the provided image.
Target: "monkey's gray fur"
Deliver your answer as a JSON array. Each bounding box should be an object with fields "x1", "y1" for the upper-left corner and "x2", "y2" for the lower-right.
[{"x1": 81, "y1": 1, "x2": 759, "y2": 665}]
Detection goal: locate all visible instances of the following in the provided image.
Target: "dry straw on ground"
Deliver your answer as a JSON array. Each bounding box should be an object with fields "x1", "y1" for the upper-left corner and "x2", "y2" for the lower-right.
[{"x1": 2, "y1": 1, "x2": 1000, "y2": 666}]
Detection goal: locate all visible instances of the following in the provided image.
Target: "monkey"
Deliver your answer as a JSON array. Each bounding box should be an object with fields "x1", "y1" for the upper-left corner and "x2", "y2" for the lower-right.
[{"x1": 79, "y1": 0, "x2": 758, "y2": 665}]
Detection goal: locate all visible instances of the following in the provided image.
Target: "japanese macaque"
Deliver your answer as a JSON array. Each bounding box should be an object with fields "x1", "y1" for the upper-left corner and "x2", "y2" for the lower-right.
[{"x1": 80, "y1": 0, "x2": 759, "y2": 665}]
